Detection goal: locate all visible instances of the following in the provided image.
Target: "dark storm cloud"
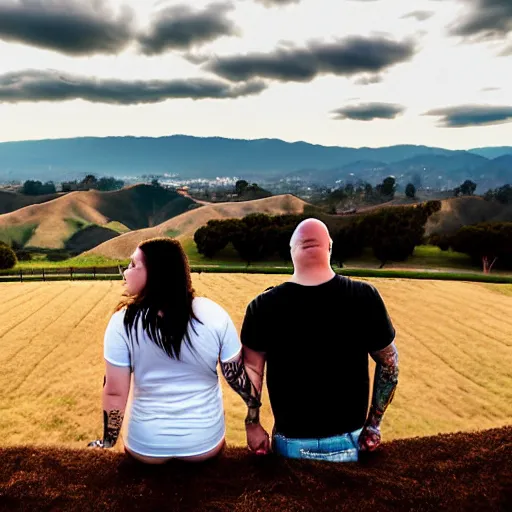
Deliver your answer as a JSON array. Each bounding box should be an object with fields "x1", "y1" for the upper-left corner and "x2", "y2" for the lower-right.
[
  {"x1": 449, "y1": 0, "x2": 512, "y2": 41},
  {"x1": 331, "y1": 103, "x2": 405, "y2": 121},
  {"x1": 424, "y1": 105, "x2": 512, "y2": 127},
  {"x1": 205, "y1": 37, "x2": 416, "y2": 82},
  {"x1": 401, "y1": 11, "x2": 434, "y2": 22},
  {"x1": 138, "y1": 2, "x2": 238, "y2": 55},
  {"x1": 0, "y1": 70, "x2": 267, "y2": 104},
  {"x1": 0, "y1": 0, "x2": 133, "y2": 56}
]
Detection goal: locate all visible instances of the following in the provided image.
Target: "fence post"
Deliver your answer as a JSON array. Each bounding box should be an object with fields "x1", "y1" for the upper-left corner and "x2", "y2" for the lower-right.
[
  {"x1": 93, "y1": 267, "x2": 96, "y2": 279},
  {"x1": 42, "y1": 268, "x2": 45, "y2": 282},
  {"x1": 70, "y1": 267, "x2": 73, "y2": 280},
  {"x1": 19, "y1": 269, "x2": 23, "y2": 282}
]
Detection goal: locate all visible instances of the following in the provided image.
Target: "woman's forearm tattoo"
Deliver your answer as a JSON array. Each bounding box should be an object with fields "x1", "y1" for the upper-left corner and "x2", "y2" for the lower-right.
[
  {"x1": 368, "y1": 343, "x2": 399, "y2": 428},
  {"x1": 221, "y1": 359, "x2": 262, "y2": 413},
  {"x1": 102, "y1": 409, "x2": 124, "y2": 448}
]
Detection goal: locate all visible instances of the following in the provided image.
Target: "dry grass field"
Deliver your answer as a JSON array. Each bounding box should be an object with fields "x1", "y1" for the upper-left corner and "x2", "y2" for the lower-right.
[{"x1": 0, "y1": 276, "x2": 511, "y2": 452}]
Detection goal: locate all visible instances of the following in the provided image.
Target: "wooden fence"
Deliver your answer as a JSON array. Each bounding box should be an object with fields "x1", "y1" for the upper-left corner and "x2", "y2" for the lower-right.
[{"x1": 0, "y1": 266, "x2": 123, "y2": 282}]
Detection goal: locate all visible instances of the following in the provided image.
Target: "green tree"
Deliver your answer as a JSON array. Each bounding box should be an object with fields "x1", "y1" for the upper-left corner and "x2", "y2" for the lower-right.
[
  {"x1": 429, "y1": 233, "x2": 452, "y2": 252},
  {"x1": 376, "y1": 176, "x2": 396, "y2": 199},
  {"x1": 97, "y1": 177, "x2": 124, "y2": 191},
  {"x1": 454, "y1": 179, "x2": 477, "y2": 197},
  {"x1": 0, "y1": 244, "x2": 17, "y2": 270},
  {"x1": 194, "y1": 220, "x2": 234, "y2": 259},
  {"x1": 361, "y1": 203, "x2": 438, "y2": 268},
  {"x1": 235, "y1": 180, "x2": 249, "y2": 196},
  {"x1": 484, "y1": 184, "x2": 512, "y2": 204},
  {"x1": 22, "y1": 180, "x2": 56, "y2": 195},
  {"x1": 405, "y1": 183, "x2": 416, "y2": 199},
  {"x1": 230, "y1": 214, "x2": 276, "y2": 264},
  {"x1": 331, "y1": 221, "x2": 365, "y2": 267},
  {"x1": 450, "y1": 222, "x2": 512, "y2": 273},
  {"x1": 81, "y1": 175, "x2": 98, "y2": 190}
]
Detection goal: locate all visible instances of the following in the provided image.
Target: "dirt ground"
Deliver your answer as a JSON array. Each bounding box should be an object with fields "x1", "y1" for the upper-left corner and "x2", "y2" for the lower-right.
[{"x1": 0, "y1": 426, "x2": 510, "y2": 512}]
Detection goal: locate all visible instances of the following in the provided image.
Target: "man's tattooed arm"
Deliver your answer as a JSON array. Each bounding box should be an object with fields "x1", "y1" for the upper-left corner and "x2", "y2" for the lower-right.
[
  {"x1": 221, "y1": 353, "x2": 262, "y2": 425},
  {"x1": 360, "y1": 342, "x2": 399, "y2": 451}
]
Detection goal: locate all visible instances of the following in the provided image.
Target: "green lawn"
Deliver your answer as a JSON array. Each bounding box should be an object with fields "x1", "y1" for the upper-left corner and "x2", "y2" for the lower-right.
[
  {"x1": 13, "y1": 254, "x2": 126, "y2": 270},
  {"x1": 0, "y1": 224, "x2": 38, "y2": 247},
  {"x1": 4, "y1": 243, "x2": 510, "y2": 284}
]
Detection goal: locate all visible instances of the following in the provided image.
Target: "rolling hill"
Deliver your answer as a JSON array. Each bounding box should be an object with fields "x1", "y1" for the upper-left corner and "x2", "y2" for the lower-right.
[
  {"x1": 426, "y1": 196, "x2": 512, "y2": 235},
  {"x1": 86, "y1": 194, "x2": 307, "y2": 259},
  {"x1": 0, "y1": 185, "x2": 195, "y2": 250},
  {"x1": 0, "y1": 189, "x2": 60, "y2": 215},
  {"x1": 84, "y1": 194, "x2": 512, "y2": 259}
]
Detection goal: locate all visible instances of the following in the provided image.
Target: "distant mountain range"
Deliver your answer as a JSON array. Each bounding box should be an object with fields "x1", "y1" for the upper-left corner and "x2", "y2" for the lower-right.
[{"x1": 0, "y1": 135, "x2": 510, "y2": 189}]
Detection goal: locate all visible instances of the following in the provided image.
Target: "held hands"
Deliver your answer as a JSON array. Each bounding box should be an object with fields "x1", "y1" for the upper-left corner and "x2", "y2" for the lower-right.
[
  {"x1": 87, "y1": 439, "x2": 112, "y2": 449},
  {"x1": 245, "y1": 423, "x2": 271, "y2": 455},
  {"x1": 87, "y1": 439, "x2": 105, "y2": 448},
  {"x1": 358, "y1": 424, "x2": 381, "y2": 452}
]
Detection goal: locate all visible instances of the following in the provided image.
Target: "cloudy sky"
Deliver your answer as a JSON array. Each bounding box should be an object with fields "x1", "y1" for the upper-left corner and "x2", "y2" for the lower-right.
[{"x1": 0, "y1": 0, "x2": 510, "y2": 148}]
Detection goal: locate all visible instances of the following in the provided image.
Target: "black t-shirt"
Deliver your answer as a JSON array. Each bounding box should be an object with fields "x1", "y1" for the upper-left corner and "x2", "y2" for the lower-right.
[{"x1": 241, "y1": 275, "x2": 395, "y2": 439}]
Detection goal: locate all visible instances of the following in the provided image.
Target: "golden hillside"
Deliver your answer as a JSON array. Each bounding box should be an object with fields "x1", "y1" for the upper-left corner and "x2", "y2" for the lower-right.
[
  {"x1": 0, "y1": 185, "x2": 195, "y2": 249},
  {"x1": 86, "y1": 194, "x2": 307, "y2": 259},
  {"x1": 0, "y1": 190, "x2": 61, "y2": 215},
  {"x1": 425, "y1": 196, "x2": 512, "y2": 235}
]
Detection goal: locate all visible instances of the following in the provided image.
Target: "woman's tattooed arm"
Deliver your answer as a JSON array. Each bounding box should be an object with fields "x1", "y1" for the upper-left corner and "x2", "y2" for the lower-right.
[
  {"x1": 102, "y1": 409, "x2": 124, "y2": 448},
  {"x1": 359, "y1": 342, "x2": 399, "y2": 451},
  {"x1": 88, "y1": 367, "x2": 129, "y2": 449},
  {"x1": 88, "y1": 409, "x2": 124, "y2": 448},
  {"x1": 221, "y1": 354, "x2": 262, "y2": 424}
]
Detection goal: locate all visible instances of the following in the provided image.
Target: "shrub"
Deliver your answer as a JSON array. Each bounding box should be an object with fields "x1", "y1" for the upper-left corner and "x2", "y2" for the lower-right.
[
  {"x1": 46, "y1": 251, "x2": 71, "y2": 262},
  {"x1": 0, "y1": 245, "x2": 17, "y2": 269},
  {"x1": 15, "y1": 250, "x2": 32, "y2": 261}
]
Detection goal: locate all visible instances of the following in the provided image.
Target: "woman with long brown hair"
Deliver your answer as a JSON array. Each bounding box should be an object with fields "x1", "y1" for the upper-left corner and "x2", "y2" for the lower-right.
[{"x1": 88, "y1": 237, "x2": 267, "y2": 462}]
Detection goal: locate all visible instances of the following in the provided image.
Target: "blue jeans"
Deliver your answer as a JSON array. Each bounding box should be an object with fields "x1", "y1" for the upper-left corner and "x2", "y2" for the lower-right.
[{"x1": 273, "y1": 428, "x2": 362, "y2": 462}]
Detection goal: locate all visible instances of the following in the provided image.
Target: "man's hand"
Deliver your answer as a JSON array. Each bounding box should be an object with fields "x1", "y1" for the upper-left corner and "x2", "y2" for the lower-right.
[
  {"x1": 358, "y1": 425, "x2": 381, "y2": 452},
  {"x1": 246, "y1": 423, "x2": 270, "y2": 455}
]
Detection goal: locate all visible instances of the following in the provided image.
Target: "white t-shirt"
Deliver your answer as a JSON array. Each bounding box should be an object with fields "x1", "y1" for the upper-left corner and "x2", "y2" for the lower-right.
[{"x1": 104, "y1": 297, "x2": 241, "y2": 457}]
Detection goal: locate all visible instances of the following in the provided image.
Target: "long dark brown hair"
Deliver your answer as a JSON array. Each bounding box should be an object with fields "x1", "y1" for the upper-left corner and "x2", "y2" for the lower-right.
[{"x1": 116, "y1": 237, "x2": 200, "y2": 360}]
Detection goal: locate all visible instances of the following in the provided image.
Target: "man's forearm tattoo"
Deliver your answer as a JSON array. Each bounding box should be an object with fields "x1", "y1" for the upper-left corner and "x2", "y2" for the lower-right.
[
  {"x1": 102, "y1": 409, "x2": 124, "y2": 448},
  {"x1": 221, "y1": 359, "x2": 262, "y2": 420},
  {"x1": 368, "y1": 343, "x2": 399, "y2": 428}
]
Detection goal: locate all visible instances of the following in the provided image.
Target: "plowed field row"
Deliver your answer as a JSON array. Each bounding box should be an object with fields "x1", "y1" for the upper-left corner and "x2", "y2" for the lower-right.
[{"x1": 0, "y1": 277, "x2": 510, "y2": 450}]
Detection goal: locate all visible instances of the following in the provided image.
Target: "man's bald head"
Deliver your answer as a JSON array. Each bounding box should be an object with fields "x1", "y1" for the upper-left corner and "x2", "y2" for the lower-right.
[{"x1": 290, "y1": 218, "x2": 333, "y2": 269}]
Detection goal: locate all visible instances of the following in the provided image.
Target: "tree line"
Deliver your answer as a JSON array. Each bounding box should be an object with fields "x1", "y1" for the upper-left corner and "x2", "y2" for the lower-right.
[
  {"x1": 194, "y1": 201, "x2": 442, "y2": 268},
  {"x1": 20, "y1": 175, "x2": 125, "y2": 195},
  {"x1": 430, "y1": 222, "x2": 512, "y2": 273}
]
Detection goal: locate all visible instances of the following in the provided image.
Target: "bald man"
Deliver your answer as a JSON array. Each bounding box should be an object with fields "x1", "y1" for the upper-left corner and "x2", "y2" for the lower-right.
[{"x1": 241, "y1": 218, "x2": 399, "y2": 462}]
